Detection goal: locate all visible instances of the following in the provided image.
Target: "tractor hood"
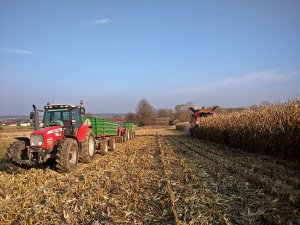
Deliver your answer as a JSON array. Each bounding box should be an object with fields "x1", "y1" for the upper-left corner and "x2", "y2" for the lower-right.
[
  {"x1": 31, "y1": 126, "x2": 63, "y2": 136},
  {"x1": 31, "y1": 126, "x2": 64, "y2": 148}
]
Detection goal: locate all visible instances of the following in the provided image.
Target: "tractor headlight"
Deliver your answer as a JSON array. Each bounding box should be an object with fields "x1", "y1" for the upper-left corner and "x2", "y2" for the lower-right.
[{"x1": 30, "y1": 134, "x2": 44, "y2": 147}]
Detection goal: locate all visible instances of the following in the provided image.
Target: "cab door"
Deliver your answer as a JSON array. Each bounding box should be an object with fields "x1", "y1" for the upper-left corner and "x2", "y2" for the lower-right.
[{"x1": 71, "y1": 108, "x2": 82, "y2": 135}]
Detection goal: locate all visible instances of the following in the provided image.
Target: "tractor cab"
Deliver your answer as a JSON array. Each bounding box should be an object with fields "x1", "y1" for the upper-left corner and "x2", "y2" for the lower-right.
[{"x1": 43, "y1": 104, "x2": 85, "y2": 135}]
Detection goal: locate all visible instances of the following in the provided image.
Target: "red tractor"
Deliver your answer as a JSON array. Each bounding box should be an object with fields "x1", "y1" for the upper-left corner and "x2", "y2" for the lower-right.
[
  {"x1": 116, "y1": 120, "x2": 130, "y2": 142},
  {"x1": 6, "y1": 101, "x2": 95, "y2": 172},
  {"x1": 188, "y1": 106, "x2": 218, "y2": 137},
  {"x1": 116, "y1": 120, "x2": 136, "y2": 142}
]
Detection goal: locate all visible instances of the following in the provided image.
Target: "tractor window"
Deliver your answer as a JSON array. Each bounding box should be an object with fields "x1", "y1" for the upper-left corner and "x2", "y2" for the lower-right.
[
  {"x1": 62, "y1": 111, "x2": 70, "y2": 120},
  {"x1": 71, "y1": 109, "x2": 81, "y2": 128},
  {"x1": 53, "y1": 112, "x2": 62, "y2": 120}
]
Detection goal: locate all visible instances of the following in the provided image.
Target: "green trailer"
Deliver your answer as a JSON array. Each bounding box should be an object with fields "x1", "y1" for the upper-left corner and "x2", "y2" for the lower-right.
[
  {"x1": 123, "y1": 122, "x2": 136, "y2": 131},
  {"x1": 83, "y1": 116, "x2": 118, "y2": 136},
  {"x1": 82, "y1": 115, "x2": 120, "y2": 154}
]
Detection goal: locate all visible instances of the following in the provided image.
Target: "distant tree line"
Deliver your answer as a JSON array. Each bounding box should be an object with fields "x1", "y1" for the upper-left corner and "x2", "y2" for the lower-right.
[
  {"x1": 125, "y1": 99, "x2": 195, "y2": 126},
  {"x1": 125, "y1": 98, "x2": 269, "y2": 127}
]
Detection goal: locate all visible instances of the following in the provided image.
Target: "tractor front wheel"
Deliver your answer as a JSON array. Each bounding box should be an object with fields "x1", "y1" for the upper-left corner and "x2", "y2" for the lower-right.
[
  {"x1": 56, "y1": 138, "x2": 79, "y2": 172},
  {"x1": 6, "y1": 139, "x2": 29, "y2": 163}
]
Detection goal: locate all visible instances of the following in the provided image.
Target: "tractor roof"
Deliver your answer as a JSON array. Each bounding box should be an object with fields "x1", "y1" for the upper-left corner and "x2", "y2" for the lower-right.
[{"x1": 44, "y1": 104, "x2": 79, "y2": 110}]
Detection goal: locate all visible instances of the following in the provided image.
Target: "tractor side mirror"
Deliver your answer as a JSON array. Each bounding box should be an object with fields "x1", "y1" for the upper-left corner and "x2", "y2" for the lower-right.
[
  {"x1": 80, "y1": 107, "x2": 85, "y2": 114},
  {"x1": 30, "y1": 112, "x2": 35, "y2": 119}
]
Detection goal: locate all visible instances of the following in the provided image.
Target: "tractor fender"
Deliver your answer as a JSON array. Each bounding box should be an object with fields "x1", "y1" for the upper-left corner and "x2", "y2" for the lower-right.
[
  {"x1": 77, "y1": 125, "x2": 92, "y2": 142},
  {"x1": 15, "y1": 137, "x2": 30, "y2": 145}
]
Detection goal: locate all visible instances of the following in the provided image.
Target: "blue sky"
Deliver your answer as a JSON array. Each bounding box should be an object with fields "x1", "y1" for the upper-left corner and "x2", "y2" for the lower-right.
[{"x1": 0, "y1": 0, "x2": 299, "y2": 115}]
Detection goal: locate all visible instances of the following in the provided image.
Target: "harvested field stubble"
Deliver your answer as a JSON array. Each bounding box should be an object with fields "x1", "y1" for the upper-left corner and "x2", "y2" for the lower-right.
[
  {"x1": 0, "y1": 128, "x2": 299, "y2": 224},
  {"x1": 168, "y1": 134, "x2": 300, "y2": 223},
  {"x1": 193, "y1": 100, "x2": 300, "y2": 161},
  {"x1": 175, "y1": 122, "x2": 190, "y2": 134},
  {"x1": 0, "y1": 133, "x2": 174, "y2": 224}
]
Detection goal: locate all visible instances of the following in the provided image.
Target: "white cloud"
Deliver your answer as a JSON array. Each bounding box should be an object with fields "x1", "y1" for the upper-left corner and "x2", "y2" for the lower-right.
[
  {"x1": 213, "y1": 71, "x2": 297, "y2": 87},
  {"x1": 170, "y1": 70, "x2": 300, "y2": 94},
  {"x1": 0, "y1": 48, "x2": 34, "y2": 55},
  {"x1": 81, "y1": 18, "x2": 113, "y2": 26},
  {"x1": 146, "y1": 70, "x2": 300, "y2": 108},
  {"x1": 92, "y1": 18, "x2": 112, "y2": 25}
]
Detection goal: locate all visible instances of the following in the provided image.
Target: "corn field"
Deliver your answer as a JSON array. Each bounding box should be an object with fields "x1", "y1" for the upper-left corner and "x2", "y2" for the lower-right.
[{"x1": 193, "y1": 99, "x2": 300, "y2": 161}]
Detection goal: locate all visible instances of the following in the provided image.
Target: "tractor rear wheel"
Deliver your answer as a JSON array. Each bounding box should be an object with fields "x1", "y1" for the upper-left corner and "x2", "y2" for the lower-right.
[
  {"x1": 56, "y1": 138, "x2": 79, "y2": 172},
  {"x1": 81, "y1": 129, "x2": 95, "y2": 163}
]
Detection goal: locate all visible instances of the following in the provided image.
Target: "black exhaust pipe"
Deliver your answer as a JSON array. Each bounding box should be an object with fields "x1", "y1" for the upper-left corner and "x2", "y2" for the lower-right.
[{"x1": 30, "y1": 104, "x2": 40, "y2": 131}]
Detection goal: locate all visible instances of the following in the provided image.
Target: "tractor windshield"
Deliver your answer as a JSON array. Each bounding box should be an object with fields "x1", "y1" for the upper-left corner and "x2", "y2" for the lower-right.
[
  {"x1": 43, "y1": 108, "x2": 82, "y2": 135},
  {"x1": 43, "y1": 109, "x2": 71, "y2": 127}
]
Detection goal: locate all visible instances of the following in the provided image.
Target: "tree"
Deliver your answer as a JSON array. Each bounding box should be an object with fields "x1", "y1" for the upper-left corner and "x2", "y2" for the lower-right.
[
  {"x1": 155, "y1": 108, "x2": 174, "y2": 126},
  {"x1": 157, "y1": 108, "x2": 174, "y2": 120},
  {"x1": 125, "y1": 112, "x2": 137, "y2": 123},
  {"x1": 136, "y1": 99, "x2": 156, "y2": 126},
  {"x1": 174, "y1": 102, "x2": 194, "y2": 122}
]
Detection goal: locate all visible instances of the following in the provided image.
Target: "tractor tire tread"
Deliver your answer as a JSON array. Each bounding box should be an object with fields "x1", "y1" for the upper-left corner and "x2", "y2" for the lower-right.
[{"x1": 56, "y1": 138, "x2": 78, "y2": 173}]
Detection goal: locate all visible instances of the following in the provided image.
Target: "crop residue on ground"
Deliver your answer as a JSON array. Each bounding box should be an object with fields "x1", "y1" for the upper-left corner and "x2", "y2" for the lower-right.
[{"x1": 0, "y1": 128, "x2": 299, "y2": 224}]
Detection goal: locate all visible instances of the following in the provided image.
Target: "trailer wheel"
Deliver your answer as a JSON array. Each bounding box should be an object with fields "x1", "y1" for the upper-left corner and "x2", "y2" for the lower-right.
[
  {"x1": 127, "y1": 132, "x2": 130, "y2": 140},
  {"x1": 122, "y1": 134, "x2": 127, "y2": 142},
  {"x1": 109, "y1": 138, "x2": 116, "y2": 151},
  {"x1": 100, "y1": 140, "x2": 108, "y2": 155},
  {"x1": 81, "y1": 128, "x2": 95, "y2": 163},
  {"x1": 56, "y1": 138, "x2": 79, "y2": 172},
  {"x1": 128, "y1": 132, "x2": 132, "y2": 140}
]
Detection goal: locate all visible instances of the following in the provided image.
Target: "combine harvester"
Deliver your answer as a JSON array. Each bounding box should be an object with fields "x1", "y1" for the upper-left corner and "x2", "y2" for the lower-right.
[
  {"x1": 6, "y1": 101, "x2": 136, "y2": 172},
  {"x1": 188, "y1": 106, "x2": 218, "y2": 137}
]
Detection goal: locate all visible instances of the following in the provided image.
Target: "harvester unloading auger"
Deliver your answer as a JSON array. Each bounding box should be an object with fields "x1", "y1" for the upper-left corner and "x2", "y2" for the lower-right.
[{"x1": 188, "y1": 106, "x2": 218, "y2": 137}]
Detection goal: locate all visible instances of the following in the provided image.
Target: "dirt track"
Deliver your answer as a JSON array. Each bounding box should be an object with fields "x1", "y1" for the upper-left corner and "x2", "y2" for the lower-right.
[{"x1": 0, "y1": 128, "x2": 299, "y2": 224}]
